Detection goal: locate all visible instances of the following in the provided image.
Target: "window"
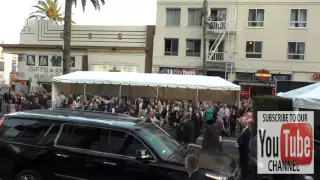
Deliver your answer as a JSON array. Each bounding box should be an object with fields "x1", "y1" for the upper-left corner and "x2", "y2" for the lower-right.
[
  {"x1": 57, "y1": 124, "x2": 146, "y2": 157},
  {"x1": 248, "y1": 9, "x2": 265, "y2": 27},
  {"x1": 246, "y1": 41, "x2": 263, "y2": 58},
  {"x1": 135, "y1": 123, "x2": 180, "y2": 160},
  {"x1": 0, "y1": 62, "x2": 4, "y2": 71},
  {"x1": 57, "y1": 124, "x2": 101, "y2": 150},
  {"x1": 290, "y1": 9, "x2": 307, "y2": 28},
  {"x1": 164, "y1": 39, "x2": 179, "y2": 56},
  {"x1": 111, "y1": 131, "x2": 146, "y2": 157},
  {"x1": 186, "y1": 40, "x2": 201, "y2": 57},
  {"x1": 188, "y1": 9, "x2": 202, "y2": 26},
  {"x1": 0, "y1": 118, "x2": 53, "y2": 144},
  {"x1": 287, "y1": 42, "x2": 305, "y2": 60},
  {"x1": 40, "y1": 123, "x2": 61, "y2": 145},
  {"x1": 166, "y1": 9, "x2": 181, "y2": 26}
]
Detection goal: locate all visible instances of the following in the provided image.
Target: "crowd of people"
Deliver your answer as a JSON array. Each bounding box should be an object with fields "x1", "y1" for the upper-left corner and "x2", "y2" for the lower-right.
[
  {"x1": 0, "y1": 91, "x2": 51, "y2": 112},
  {"x1": 54, "y1": 93, "x2": 253, "y2": 142}
]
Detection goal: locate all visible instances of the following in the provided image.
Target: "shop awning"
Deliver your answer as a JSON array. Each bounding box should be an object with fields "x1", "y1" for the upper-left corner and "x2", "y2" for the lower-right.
[{"x1": 52, "y1": 71, "x2": 240, "y2": 91}]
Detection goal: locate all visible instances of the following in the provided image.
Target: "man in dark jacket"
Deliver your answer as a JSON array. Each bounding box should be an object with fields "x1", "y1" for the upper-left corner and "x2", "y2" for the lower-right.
[
  {"x1": 181, "y1": 113, "x2": 195, "y2": 144},
  {"x1": 237, "y1": 121, "x2": 252, "y2": 180},
  {"x1": 185, "y1": 154, "x2": 205, "y2": 180},
  {"x1": 191, "y1": 111, "x2": 201, "y2": 140},
  {"x1": 202, "y1": 119, "x2": 228, "y2": 153},
  {"x1": 28, "y1": 97, "x2": 43, "y2": 110}
]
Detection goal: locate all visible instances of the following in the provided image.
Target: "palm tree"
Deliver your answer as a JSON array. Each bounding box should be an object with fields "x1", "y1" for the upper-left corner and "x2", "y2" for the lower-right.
[
  {"x1": 62, "y1": 0, "x2": 105, "y2": 75},
  {"x1": 29, "y1": 0, "x2": 65, "y2": 25}
]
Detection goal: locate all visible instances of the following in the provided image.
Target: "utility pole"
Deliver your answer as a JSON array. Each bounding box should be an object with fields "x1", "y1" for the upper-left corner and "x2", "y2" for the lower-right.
[{"x1": 202, "y1": 0, "x2": 208, "y2": 76}]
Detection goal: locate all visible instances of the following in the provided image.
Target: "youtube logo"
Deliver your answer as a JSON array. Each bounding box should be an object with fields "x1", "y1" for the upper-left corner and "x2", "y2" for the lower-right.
[{"x1": 257, "y1": 111, "x2": 314, "y2": 174}]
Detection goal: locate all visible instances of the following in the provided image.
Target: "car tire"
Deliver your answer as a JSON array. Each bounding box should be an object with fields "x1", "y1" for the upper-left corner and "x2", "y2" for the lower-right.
[{"x1": 14, "y1": 169, "x2": 44, "y2": 180}]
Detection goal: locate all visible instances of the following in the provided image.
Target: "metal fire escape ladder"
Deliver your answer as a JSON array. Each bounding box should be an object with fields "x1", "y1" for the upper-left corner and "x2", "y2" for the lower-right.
[{"x1": 207, "y1": 31, "x2": 226, "y2": 60}]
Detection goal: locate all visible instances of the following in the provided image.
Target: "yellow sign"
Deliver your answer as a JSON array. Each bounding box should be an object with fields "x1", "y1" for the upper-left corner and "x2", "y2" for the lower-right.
[
  {"x1": 91, "y1": 64, "x2": 138, "y2": 73},
  {"x1": 91, "y1": 64, "x2": 106, "y2": 72},
  {"x1": 105, "y1": 65, "x2": 137, "y2": 72},
  {"x1": 152, "y1": 66, "x2": 159, "y2": 73}
]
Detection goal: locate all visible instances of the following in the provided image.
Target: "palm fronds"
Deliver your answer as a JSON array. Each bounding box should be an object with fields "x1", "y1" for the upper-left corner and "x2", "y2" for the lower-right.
[
  {"x1": 73, "y1": 0, "x2": 105, "y2": 11},
  {"x1": 29, "y1": 0, "x2": 76, "y2": 25}
]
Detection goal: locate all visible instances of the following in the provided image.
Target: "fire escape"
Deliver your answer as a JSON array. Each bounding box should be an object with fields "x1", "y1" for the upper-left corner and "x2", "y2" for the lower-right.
[{"x1": 203, "y1": 6, "x2": 238, "y2": 80}]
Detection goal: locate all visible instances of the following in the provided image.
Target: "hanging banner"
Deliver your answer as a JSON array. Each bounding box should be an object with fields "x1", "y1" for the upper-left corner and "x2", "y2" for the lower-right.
[{"x1": 159, "y1": 67, "x2": 197, "y2": 75}]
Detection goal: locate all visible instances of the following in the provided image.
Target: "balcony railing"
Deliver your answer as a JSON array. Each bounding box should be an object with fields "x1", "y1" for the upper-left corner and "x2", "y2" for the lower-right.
[
  {"x1": 207, "y1": 21, "x2": 237, "y2": 32},
  {"x1": 208, "y1": 52, "x2": 225, "y2": 61}
]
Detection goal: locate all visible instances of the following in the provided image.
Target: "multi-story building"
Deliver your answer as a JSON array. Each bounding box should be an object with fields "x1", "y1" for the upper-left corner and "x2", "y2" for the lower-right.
[
  {"x1": 153, "y1": 0, "x2": 320, "y2": 95},
  {"x1": 1, "y1": 19, "x2": 155, "y2": 90}
]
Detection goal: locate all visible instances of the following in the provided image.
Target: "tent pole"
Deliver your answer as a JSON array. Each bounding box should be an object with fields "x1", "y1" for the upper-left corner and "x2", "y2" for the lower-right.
[
  {"x1": 156, "y1": 86, "x2": 159, "y2": 102},
  {"x1": 119, "y1": 84, "x2": 122, "y2": 105},
  {"x1": 83, "y1": 83, "x2": 86, "y2": 100},
  {"x1": 196, "y1": 88, "x2": 199, "y2": 103}
]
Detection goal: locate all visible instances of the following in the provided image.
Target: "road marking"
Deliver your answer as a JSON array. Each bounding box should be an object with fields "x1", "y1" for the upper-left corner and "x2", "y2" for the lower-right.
[{"x1": 197, "y1": 137, "x2": 237, "y2": 143}]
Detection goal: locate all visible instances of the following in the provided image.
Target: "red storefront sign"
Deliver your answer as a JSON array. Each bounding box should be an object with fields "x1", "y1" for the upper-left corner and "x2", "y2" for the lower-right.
[
  {"x1": 313, "y1": 73, "x2": 320, "y2": 80},
  {"x1": 255, "y1": 69, "x2": 271, "y2": 82}
]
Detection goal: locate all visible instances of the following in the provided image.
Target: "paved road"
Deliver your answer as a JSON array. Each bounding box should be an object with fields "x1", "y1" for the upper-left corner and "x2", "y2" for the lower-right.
[{"x1": 196, "y1": 136, "x2": 239, "y2": 158}]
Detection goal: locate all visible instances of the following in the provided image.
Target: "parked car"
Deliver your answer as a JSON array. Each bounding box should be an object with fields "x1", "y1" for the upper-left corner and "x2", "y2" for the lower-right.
[{"x1": 0, "y1": 109, "x2": 240, "y2": 180}]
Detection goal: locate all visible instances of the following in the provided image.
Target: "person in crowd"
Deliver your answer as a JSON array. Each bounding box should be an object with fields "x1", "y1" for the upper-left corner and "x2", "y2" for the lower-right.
[
  {"x1": 202, "y1": 119, "x2": 227, "y2": 153},
  {"x1": 205, "y1": 103, "x2": 214, "y2": 125},
  {"x1": 138, "y1": 99, "x2": 145, "y2": 117},
  {"x1": 118, "y1": 99, "x2": 125, "y2": 113},
  {"x1": 213, "y1": 102, "x2": 219, "y2": 122},
  {"x1": 229, "y1": 105, "x2": 237, "y2": 137},
  {"x1": 185, "y1": 154, "x2": 205, "y2": 180},
  {"x1": 191, "y1": 108, "x2": 201, "y2": 140},
  {"x1": 218, "y1": 104, "x2": 230, "y2": 129},
  {"x1": 181, "y1": 113, "x2": 195, "y2": 144},
  {"x1": 237, "y1": 120, "x2": 252, "y2": 180},
  {"x1": 28, "y1": 97, "x2": 43, "y2": 110},
  {"x1": 249, "y1": 121, "x2": 257, "y2": 159},
  {"x1": 145, "y1": 111, "x2": 158, "y2": 124}
]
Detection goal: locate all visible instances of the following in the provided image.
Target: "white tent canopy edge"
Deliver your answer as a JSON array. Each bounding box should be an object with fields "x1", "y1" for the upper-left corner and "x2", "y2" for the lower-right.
[
  {"x1": 52, "y1": 71, "x2": 240, "y2": 90},
  {"x1": 277, "y1": 82, "x2": 320, "y2": 110},
  {"x1": 51, "y1": 71, "x2": 240, "y2": 107}
]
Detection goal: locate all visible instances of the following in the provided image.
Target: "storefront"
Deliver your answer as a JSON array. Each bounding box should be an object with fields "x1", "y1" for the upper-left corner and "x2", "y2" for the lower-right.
[
  {"x1": 153, "y1": 67, "x2": 197, "y2": 75},
  {"x1": 233, "y1": 69, "x2": 291, "y2": 98},
  {"x1": 16, "y1": 54, "x2": 83, "y2": 91}
]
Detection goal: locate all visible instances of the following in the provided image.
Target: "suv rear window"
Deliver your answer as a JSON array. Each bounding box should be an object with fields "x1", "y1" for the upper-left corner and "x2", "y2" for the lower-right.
[{"x1": 0, "y1": 118, "x2": 54, "y2": 144}]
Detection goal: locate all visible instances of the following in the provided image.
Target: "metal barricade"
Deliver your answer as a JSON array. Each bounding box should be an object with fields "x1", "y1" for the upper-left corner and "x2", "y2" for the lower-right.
[{"x1": 2, "y1": 103, "x2": 17, "y2": 114}]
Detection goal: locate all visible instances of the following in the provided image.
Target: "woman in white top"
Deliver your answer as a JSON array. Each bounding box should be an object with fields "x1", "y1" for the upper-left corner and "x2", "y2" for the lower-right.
[{"x1": 145, "y1": 111, "x2": 159, "y2": 124}]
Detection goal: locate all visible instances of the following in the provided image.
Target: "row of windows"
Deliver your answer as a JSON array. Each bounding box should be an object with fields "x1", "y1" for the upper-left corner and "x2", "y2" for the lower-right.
[
  {"x1": 164, "y1": 38, "x2": 305, "y2": 60},
  {"x1": 246, "y1": 41, "x2": 305, "y2": 60},
  {"x1": 166, "y1": 8, "x2": 308, "y2": 28}
]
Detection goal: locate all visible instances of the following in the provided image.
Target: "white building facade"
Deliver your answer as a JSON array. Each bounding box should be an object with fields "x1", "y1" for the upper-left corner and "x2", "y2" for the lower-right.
[
  {"x1": 1, "y1": 19, "x2": 155, "y2": 90},
  {"x1": 0, "y1": 47, "x2": 15, "y2": 84},
  {"x1": 153, "y1": 0, "x2": 320, "y2": 94}
]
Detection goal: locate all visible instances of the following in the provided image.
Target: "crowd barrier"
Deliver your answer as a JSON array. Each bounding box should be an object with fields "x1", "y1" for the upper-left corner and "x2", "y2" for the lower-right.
[{"x1": 1, "y1": 101, "x2": 53, "y2": 114}]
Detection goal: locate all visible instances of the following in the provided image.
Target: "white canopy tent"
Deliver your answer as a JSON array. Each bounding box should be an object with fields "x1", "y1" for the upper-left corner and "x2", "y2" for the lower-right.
[
  {"x1": 277, "y1": 82, "x2": 320, "y2": 110},
  {"x1": 51, "y1": 71, "x2": 240, "y2": 105}
]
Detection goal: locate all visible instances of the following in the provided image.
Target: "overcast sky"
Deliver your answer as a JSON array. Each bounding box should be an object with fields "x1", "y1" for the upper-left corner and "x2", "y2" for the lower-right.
[{"x1": 0, "y1": 0, "x2": 157, "y2": 43}]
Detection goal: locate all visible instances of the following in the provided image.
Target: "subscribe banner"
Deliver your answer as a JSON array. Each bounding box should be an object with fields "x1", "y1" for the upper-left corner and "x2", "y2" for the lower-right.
[{"x1": 257, "y1": 111, "x2": 314, "y2": 174}]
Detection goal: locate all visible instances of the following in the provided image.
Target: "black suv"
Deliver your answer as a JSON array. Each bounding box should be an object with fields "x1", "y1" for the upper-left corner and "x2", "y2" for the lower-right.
[{"x1": 0, "y1": 109, "x2": 240, "y2": 180}]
